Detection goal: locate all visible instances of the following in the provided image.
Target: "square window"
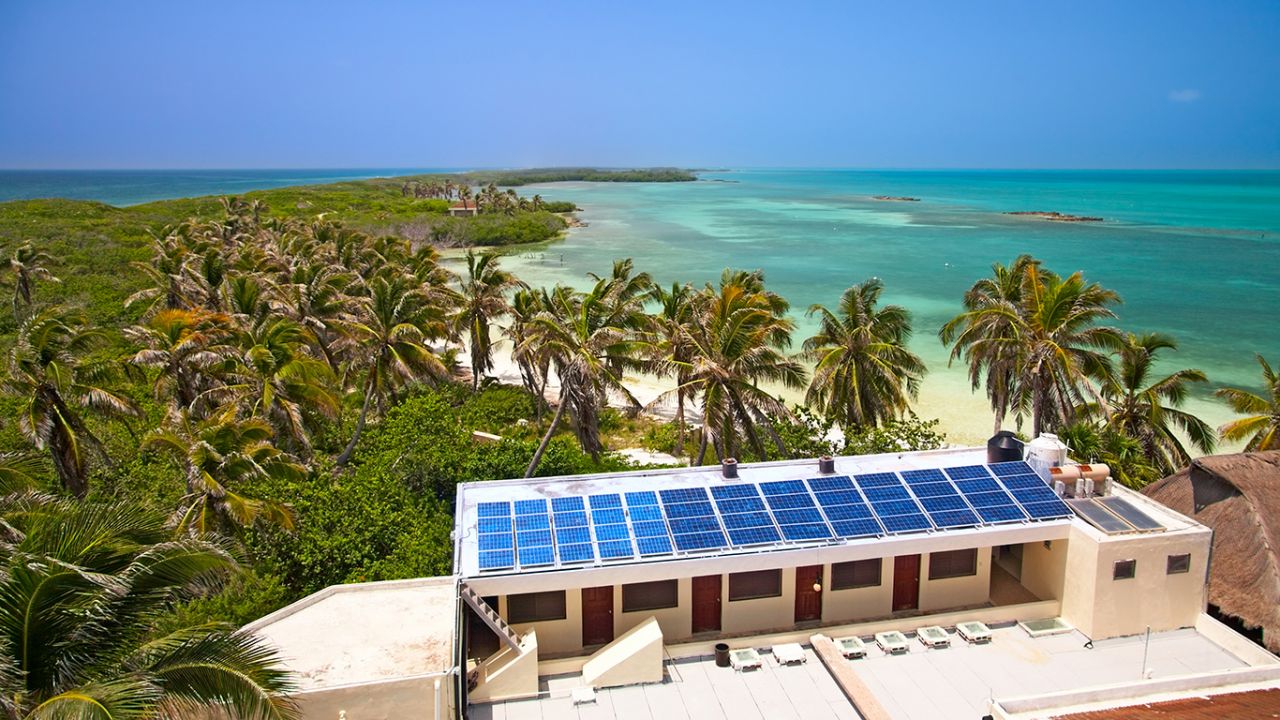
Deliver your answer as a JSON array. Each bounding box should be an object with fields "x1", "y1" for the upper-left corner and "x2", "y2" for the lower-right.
[
  {"x1": 728, "y1": 569, "x2": 782, "y2": 601},
  {"x1": 928, "y1": 549, "x2": 978, "y2": 580},
  {"x1": 622, "y1": 580, "x2": 679, "y2": 612},
  {"x1": 1113, "y1": 559, "x2": 1137, "y2": 580},
  {"x1": 507, "y1": 591, "x2": 567, "y2": 623},
  {"x1": 831, "y1": 559, "x2": 882, "y2": 590},
  {"x1": 1167, "y1": 553, "x2": 1191, "y2": 575}
]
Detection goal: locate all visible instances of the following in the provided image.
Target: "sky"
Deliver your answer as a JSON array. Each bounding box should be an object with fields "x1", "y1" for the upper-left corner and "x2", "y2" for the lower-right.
[{"x1": 1, "y1": 0, "x2": 1278, "y2": 169}]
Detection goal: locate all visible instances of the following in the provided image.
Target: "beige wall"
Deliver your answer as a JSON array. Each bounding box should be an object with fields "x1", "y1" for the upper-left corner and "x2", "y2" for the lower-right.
[
  {"x1": 1020, "y1": 537, "x2": 1069, "y2": 601},
  {"x1": 821, "y1": 560, "x2": 893, "y2": 624},
  {"x1": 616, "y1": 578, "x2": 692, "y2": 640},
  {"x1": 919, "y1": 548, "x2": 992, "y2": 612},
  {"x1": 290, "y1": 674, "x2": 451, "y2": 720},
  {"x1": 722, "y1": 568, "x2": 797, "y2": 634},
  {"x1": 501, "y1": 591, "x2": 582, "y2": 656}
]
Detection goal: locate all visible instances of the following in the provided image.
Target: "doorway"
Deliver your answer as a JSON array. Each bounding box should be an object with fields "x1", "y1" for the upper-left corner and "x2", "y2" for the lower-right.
[
  {"x1": 691, "y1": 575, "x2": 722, "y2": 633},
  {"x1": 581, "y1": 586, "x2": 614, "y2": 646},
  {"x1": 794, "y1": 565, "x2": 823, "y2": 622},
  {"x1": 892, "y1": 554, "x2": 921, "y2": 611}
]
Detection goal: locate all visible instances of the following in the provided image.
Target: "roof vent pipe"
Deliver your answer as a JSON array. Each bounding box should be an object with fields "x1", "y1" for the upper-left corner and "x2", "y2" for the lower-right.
[
  {"x1": 721, "y1": 458, "x2": 738, "y2": 479},
  {"x1": 818, "y1": 456, "x2": 836, "y2": 474}
]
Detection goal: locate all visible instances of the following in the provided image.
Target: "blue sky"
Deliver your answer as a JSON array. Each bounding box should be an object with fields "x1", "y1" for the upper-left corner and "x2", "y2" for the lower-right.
[{"x1": 2, "y1": 1, "x2": 1278, "y2": 169}]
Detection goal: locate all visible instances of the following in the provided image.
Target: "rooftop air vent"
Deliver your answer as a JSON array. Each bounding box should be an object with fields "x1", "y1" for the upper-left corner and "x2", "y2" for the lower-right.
[
  {"x1": 818, "y1": 456, "x2": 836, "y2": 474},
  {"x1": 721, "y1": 458, "x2": 738, "y2": 479}
]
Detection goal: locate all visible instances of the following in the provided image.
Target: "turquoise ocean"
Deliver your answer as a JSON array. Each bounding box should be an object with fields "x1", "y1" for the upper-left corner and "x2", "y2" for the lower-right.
[{"x1": 2, "y1": 168, "x2": 1276, "y2": 446}]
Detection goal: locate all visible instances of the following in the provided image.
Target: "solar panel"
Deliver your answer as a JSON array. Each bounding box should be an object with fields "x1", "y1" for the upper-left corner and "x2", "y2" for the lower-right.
[
  {"x1": 588, "y1": 494, "x2": 622, "y2": 509},
  {"x1": 727, "y1": 526, "x2": 782, "y2": 546},
  {"x1": 852, "y1": 471, "x2": 932, "y2": 535},
  {"x1": 478, "y1": 534, "x2": 513, "y2": 551},
  {"x1": 632, "y1": 521, "x2": 668, "y2": 537},
  {"x1": 591, "y1": 508, "x2": 626, "y2": 525},
  {"x1": 944, "y1": 465, "x2": 991, "y2": 479},
  {"x1": 808, "y1": 475, "x2": 855, "y2": 491},
  {"x1": 625, "y1": 491, "x2": 659, "y2": 506},
  {"x1": 478, "y1": 501, "x2": 511, "y2": 517},
  {"x1": 989, "y1": 461, "x2": 1036, "y2": 477},
  {"x1": 760, "y1": 480, "x2": 806, "y2": 495},
  {"x1": 558, "y1": 543, "x2": 594, "y2": 563},
  {"x1": 1096, "y1": 496, "x2": 1164, "y2": 532},
  {"x1": 721, "y1": 512, "x2": 773, "y2": 530},
  {"x1": 552, "y1": 511, "x2": 587, "y2": 528},
  {"x1": 625, "y1": 492, "x2": 674, "y2": 558},
  {"x1": 477, "y1": 516, "x2": 511, "y2": 534},
  {"x1": 711, "y1": 484, "x2": 759, "y2": 500},
  {"x1": 597, "y1": 540, "x2": 634, "y2": 559},
  {"x1": 944, "y1": 465, "x2": 1027, "y2": 524},
  {"x1": 515, "y1": 499, "x2": 548, "y2": 515},
  {"x1": 517, "y1": 545, "x2": 554, "y2": 566},
  {"x1": 780, "y1": 523, "x2": 833, "y2": 540},
  {"x1": 636, "y1": 535, "x2": 673, "y2": 555},
  {"x1": 516, "y1": 514, "x2": 550, "y2": 531},
  {"x1": 595, "y1": 523, "x2": 632, "y2": 541},
  {"x1": 1069, "y1": 498, "x2": 1133, "y2": 533},
  {"x1": 761, "y1": 481, "x2": 833, "y2": 542},
  {"x1": 551, "y1": 496, "x2": 584, "y2": 512},
  {"x1": 660, "y1": 486, "x2": 726, "y2": 552},
  {"x1": 478, "y1": 550, "x2": 515, "y2": 570},
  {"x1": 673, "y1": 531, "x2": 727, "y2": 551},
  {"x1": 992, "y1": 473, "x2": 1073, "y2": 520},
  {"x1": 829, "y1": 518, "x2": 881, "y2": 538}
]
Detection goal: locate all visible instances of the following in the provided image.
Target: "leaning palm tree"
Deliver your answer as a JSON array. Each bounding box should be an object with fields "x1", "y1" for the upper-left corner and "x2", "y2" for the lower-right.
[
  {"x1": 333, "y1": 274, "x2": 451, "y2": 465},
  {"x1": 1083, "y1": 332, "x2": 1214, "y2": 474},
  {"x1": 144, "y1": 407, "x2": 302, "y2": 537},
  {"x1": 124, "y1": 308, "x2": 238, "y2": 414},
  {"x1": 804, "y1": 279, "x2": 926, "y2": 430},
  {"x1": 0, "y1": 492, "x2": 299, "y2": 719},
  {"x1": 2, "y1": 308, "x2": 140, "y2": 497},
  {"x1": 1216, "y1": 354, "x2": 1280, "y2": 451},
  {"x1": 648, "y1": 281, "x2": 697, "y2": 455},
  {"x1": 521, "y1": 284, "x2": 646, "y2": 477},
  {"x1": 454, "y1": 251, "x2": 523, "y2": 391},
  {"x1": 939, "y1": 254, "x2": 1044, "y2": 433},
  {"x1": 682, "y1": 270, "x2": 807, "y2": 463},
  {"x1": 6, "y1": 241, "x2": 60, "y2": 323},
  {"x1": 505, "y1": 287, "x2": 552, "y2": 417}
]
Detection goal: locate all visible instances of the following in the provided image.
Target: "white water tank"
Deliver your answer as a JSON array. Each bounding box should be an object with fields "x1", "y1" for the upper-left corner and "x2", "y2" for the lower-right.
[{"x1": 1026, "y1": 433, "x2": 1070, "y2": 467}]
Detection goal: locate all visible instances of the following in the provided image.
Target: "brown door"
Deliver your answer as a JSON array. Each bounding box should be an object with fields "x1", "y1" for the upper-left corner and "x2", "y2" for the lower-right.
[
  {"x1": 582, "y1": 586, "x2": 614, "y2": 646},
  {"x1": 795, "y1": 565, "x2": 823, "y2": 622},
  {"x1": 691, "y1": 575, "x2": 722, "y2": 633},
  {"x1": 892, "y1": 554, "x2": 921, "y2": 611}
]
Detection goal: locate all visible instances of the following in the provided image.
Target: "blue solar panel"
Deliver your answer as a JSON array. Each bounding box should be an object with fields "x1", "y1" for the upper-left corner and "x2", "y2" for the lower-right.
[
  {"x1": 910, "y1": 482, "x2": 958, "y2": 498},
  {"x1": 558, "y1": 543, "x2": 595, "y2": 563},
  {"x1": 479, "y1": 533, "x2": 514, "y2": 551},
  {"x1": 831, "y1": 518, "x2": 882, "y2": 538},
  {"x1": 920, "y1": 495, "x2": 968, "y2": 512},
  {"x1": 588, "y1": 494, "x2": 622, "y2": 509},
  {"x1": 595, "y1": 523, "x2": 631, "y2": 541},
  {"x1": 552, "y1": 511, "x2": 588, "y2": 528},
  {"x1": 766, "y1": 493, "x2": 816, "y2": 509},
  {"x1": 517, "y1": 529, "x2": 552, "y2": 547},
  {"x1": 478, "y1": 502, "x2": 511, "y2": 517},
  {"x1": 673, "y1": 531, "x2": 726, "y2": 551},
  {"x1": 954, "y1": 478, "x2": 1002, "y2": 494},
  {"x1": 974, "y1": 505, "x2": 1025, "y2": 523},
  {"x1": 711, "y1": 484, "x2": 760, "y2": 500},
  {"x1": 551, "y1": 497, "x2": 584, "y2": 512},
  {"x1": 478, "y1": 550, "x2": 514, "y2": 570},
  {"x1": 1010, "y1": 485, "x2": 1063, "y2": 503},
  {"x1": 722, "y1": 512, "x2": 774, "y2": 530},
  {"x1": 518, "y1": 546, "x2": 554, "y2": 566},
  {"x1": 989, "y1": 461, "x2": 1035, "y2": 476},
  {"x1": 929, "y1": 509, "x2": 981, "y2": 528},
  {"x1": 854, "y1": 473, "x2": 900, "y2": 487},
  {"x1": 880, "y1": 514, "x2": 933, "y2": 533},
  {"x1": 664, "y1": 501, "x2": 716, "y2": 519},
  {"x1": 814, "y1": 490, "x2": 861, "y2": 505},
  {"x1": 625, "y1": 491, "x2": 659, "y2": 506},
  {"x1": 821, "y1": 503, "x2": 875, "y2": 520},
  {"x1": 1002, "y1": 474, "x2": 1050, "y2": 490},
  {"x1": 943, "y1": 465, "x2": 991, "y2": 480},
  {"x1": 516, "y1": 514, "x2": 550, "y2": 531},
  {"x1": 591, "y1": 509, "x2": 626, "y2": 525},
  {"x1": 660, "y1": 488, "x2": 709, "y2": 504},
  {"x1": 717, "y1": 498, "x2": 766, "y2": 514},
  {"x1": 773, "y1": 508, "x2": 824, "y2": 525},
  {"x1": 478, "y1": 517, "x2": 511, "y2": 534},
  {"x1": 515, "y1": 499, "x2": 548, "y2": 515},
  {"x1": 628, "y1": 505, "x2": 664, "y2": 521},
  {"x1": 760, "y1": 480, "x2": 806, "y2": 495},
  {"x1": 862, "y1": 485, "x2": 911, "y2": 502},
  {"x1": 557, "y1": 526, "x2": 590, "y2": 544},
  {"x1": 728, "y1": 527, "x2": 782, "y2": 545},
  {"x1": 636, "y1": 535, "x2": 673, "y2": 555},
  {"x1": 807, "y1": 475, "x2": 854, "y2": 491},
  {"x1": 598, "y1": 540, "x2": 634, "y2": 559},
  {"x1": 670, "y1": 516, "x2": 722, "y2": 534},
  {"x1": 780, "y1": 523, "x2": 833, "y2": 540},
  {"x1": 900, "y1": 469, "x2": 947, "y2": 483},
  {"x1": 966, "y1": 490, "x2": 1017, "y2": 508},
  {"x1": 632, "y1": 520, "x2": 668, "y2": 537},
  {"x1": 1020, "y1": 500, "x2": 1073, "y2": 519}
]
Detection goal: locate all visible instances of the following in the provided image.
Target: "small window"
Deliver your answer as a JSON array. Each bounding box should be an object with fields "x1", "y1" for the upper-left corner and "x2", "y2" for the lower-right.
[
  {"x1": 928, "y1": 549, "x2": 978, "y2": 580},
  {"x1": 1167, "y1": 553, "x2": 1191, "y2": 575},
  {"x1": 728, "y1": 569, "x2": 782, "y2": 601},
  {"x1": 622, "y1": 580, "x2": 679, "y2": 612},
  {"x1": 831, "y1": 559, "x2": 882, "y2": 590},
  {"x1": 507, "y1": 591, "x2": 567, "y2": 623},
  {"x1": 1113, "y1": 559, "x2": 1137, "y2": 580}
]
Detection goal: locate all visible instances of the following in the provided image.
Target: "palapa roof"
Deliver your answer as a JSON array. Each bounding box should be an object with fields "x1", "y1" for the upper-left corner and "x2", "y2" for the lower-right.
[
  {"x1": 1143, "y1": 450, "x2": 1280, "y2": 650},
  {"x1": 1053, "y1": 687, "x2": 1280, "y2": 719}
]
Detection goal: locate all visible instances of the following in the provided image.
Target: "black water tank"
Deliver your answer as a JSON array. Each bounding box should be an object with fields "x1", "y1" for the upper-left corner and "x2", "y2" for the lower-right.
[{"x1": 987, "y1": 430, "x2": 1024, "y2": 464}]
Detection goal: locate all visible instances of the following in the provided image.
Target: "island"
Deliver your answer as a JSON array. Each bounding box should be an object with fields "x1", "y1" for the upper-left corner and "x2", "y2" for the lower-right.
[
  {"x1": 1004, "y1": 211, "x2": 1104, "y2": 222},
  {"x1": 872, "y1": 195, "x2": 921, "y2": 202}
]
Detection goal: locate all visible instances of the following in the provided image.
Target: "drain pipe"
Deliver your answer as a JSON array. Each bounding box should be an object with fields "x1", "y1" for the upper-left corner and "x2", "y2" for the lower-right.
[{"x1": 435, "y1": 676, "x2": 442, "y2": 720}]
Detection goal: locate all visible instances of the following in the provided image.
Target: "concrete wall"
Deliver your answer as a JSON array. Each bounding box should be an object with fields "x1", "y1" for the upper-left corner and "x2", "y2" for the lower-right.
[
  {"x1": 468, "y1": 631, "x2": 539, "y2": 704},
  {"x1": 290, "y1": 673, "x2": 451, "y2": 720},
  {"x1": 582, "y1": 616, "x2": 665, "y2": 687},
  {"x1": 822, "y1": 561, "x2": 893, "y2": 624},
  {"x1": 501, "y1": 591, "x2": 582, "y2": 656},
  {"x1": 1020, "y1": 537, "x2": 1069, "y2": 601},
  {"x1": 919, "y1": 548, "x2": 992, "y2": 613},
  {"x1": 722, "y1": 567, "x2": 797, "y2": 634},
  {"x1": 616, "y1": 578, "x2": 692, "y2": 640}
]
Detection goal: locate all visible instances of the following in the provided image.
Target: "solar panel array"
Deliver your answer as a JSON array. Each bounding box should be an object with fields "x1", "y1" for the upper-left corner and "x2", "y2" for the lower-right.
[{"x1": 474, "y1": 460, "x2": 1072, "y2": 572}]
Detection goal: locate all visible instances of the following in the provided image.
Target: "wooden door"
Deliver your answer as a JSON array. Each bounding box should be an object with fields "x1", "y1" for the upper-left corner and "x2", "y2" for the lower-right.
[
  {"x1": 794, "y1": 565, "x2": 823, "y2": 622},
  {"x1": 892, "y1": 554, "x2": 921, "y2": 611},
  {"x1": 581, "y1": 586, "x2": 614, "y2": 646},
  {"x1": 691, "y1": 575, "x2": 722, "y2": 633}
]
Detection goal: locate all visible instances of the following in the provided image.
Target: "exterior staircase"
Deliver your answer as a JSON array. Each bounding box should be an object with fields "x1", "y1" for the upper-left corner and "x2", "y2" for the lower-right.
[{"x1": 460, "y1": 583, "x2": 521, "y2": 652}]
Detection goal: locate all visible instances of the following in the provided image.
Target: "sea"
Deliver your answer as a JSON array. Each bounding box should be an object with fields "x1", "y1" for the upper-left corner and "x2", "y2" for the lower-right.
[{"x1": 2, "y1": 168, "x2": 1276, "y2": 446}]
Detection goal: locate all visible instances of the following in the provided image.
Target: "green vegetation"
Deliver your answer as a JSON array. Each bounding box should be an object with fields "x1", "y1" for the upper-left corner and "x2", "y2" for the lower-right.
[{"x1": 453, "y1": 167, "x2": 696, "y2": 186}]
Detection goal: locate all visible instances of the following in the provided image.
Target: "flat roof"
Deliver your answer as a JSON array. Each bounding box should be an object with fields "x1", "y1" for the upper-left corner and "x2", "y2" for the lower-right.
[
  {"x1": 247, "y1": 577, "x2": 456, "y2": 689},
  {"x1": 455, "y1": 447, "x2": 1081, "y2": 581}
]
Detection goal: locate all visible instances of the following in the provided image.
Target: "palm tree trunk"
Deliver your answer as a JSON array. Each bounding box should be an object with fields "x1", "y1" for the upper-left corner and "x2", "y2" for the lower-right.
[
  {"x1": 674, "y1": 386, "x2": 686, "y2": 456},
  {"x1": 525, "y1": 391, "x2": 569, "y2": 478},
  {"x1": 336, "y1": 372, "x2": 377, "y2": 467}
]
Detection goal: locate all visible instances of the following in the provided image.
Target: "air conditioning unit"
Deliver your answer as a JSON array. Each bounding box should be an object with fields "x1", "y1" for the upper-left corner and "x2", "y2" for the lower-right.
[
  {"x1": 1080, "y1": 478, "x2": 1095, "y2": 497},
  {"x1": 1053, "y1": 480, "x2": 1067, "y2": 497}
]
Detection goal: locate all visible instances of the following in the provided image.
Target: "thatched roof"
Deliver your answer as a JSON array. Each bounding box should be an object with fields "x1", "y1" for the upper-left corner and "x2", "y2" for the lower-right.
[{"x1": 1143, "y1": 451, "x2": 1280, "y2": 650}]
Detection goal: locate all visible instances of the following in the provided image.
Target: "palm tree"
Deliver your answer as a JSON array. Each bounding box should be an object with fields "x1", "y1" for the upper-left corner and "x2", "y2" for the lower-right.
[
  {"x1": 0, "y1": 492, "x2": 299, "y2": 718},
  {"x1": 1216, "y1": 354, "x2": 1280, "y2": 451},
  {"x1": 649, "y1": 281, "x2": 696, "y2": 455},
  {"x1": 521, "y1": 284, "x2": 645, "y2": 476},
  {"x1": 2, "y1": 309, "x2": 140, "y2": 497},
  {"x1": 682, "y1": 270, "x2": 806, "y2": 463},
  {"x1": 125, "y1": 308, "x2": 238, "y2": 413},
  {"x1": 505, "y1": 287, "x2": 551, "y2": 417},
  {"x1": 803, "y1": 279, "x2": 926, "y2": 429},
  {"x1": 272, "y1": 261, "x2": 357, "y2": 374},
  {"x1": 127, "y1": 226, "x2": 196, "y2": 316},
  {"x1": 941, "y1": 257, "x2": 1122, "y2": 435},
  {"x1": 939, "y1": 254, "x2": 1043, "y2": 433},
  {"x1": 1057, "y1": 421, "x2": 1162, "y2": 488},
  {"x1": 334, "y1": 275, "x2": 451, "y2": 465},
  {"x1": 1083, "y1": 332, "x2": 1214, "y2": 474},
  {"x1": 6, "y1": 241, "x2": 60, "y2": 323},
  {"x1": 454, "y1": 251, "x2": 523, "y2": 391},
  {"x1": 144, "y1": 408, "x2": 302, "y2": 537}
]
